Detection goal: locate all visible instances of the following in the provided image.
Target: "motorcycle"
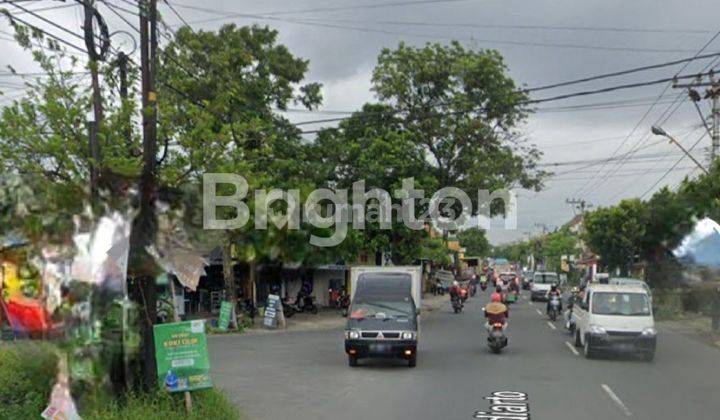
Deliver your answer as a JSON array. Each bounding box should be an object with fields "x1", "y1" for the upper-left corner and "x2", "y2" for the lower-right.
[
  {"x1": 282, "y1": 297, "x2": 296, "y2": 318},
  {"x1": 505, "y1": 289, "x2": 519, "y2": 304},
  {"x1": 548, "y1": 295, "x2": 560, "y2": 321},
  {"x1": 469, "y1": 283, "x2": 477, "y2": 297},
  {"x1": 451, "y1": 296, "x2": 463, "y2": 314},
  {"x1": 299, "y1": 295, "x2": 319, "y2": 314},
  {"x1": 487, "y1": 322, "x2": 508, "y2": 354},
  {"x1": 480, "y1": 279, "x2": 488, "y2": 291},
  {"x1": 339, "y1": 294, "x2": 350, "y2": 317}
]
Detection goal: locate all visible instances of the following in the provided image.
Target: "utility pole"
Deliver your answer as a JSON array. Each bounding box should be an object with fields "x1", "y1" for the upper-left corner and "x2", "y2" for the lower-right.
[
  {"x1": 674, "y1": 72, "x2": 720, "y2": 161},
  {"x1": 117, "y1": 52, "x2": 133, "y2": 150},
  {"x1": 129, "y1": 0, "x2": 159, "y2": 393},
  {"x1": 83, "y1": 0, "x2": 105, "y2": 205}
]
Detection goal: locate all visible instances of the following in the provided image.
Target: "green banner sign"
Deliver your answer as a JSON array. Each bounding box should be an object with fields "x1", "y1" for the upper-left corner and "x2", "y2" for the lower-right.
[
  {"x1": 153, "y1": 320, "x2": 212, "y2": 392},
  {"x1": 218, "y1": 301, "x2": 232, "y2": 331}
]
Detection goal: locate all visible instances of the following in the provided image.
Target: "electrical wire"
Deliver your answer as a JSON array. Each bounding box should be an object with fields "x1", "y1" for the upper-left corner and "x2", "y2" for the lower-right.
[
  {"x1": 639, "y1": 131, "x2": 709, "y2": 198},
  {"x1": 575, "y1": 27, "x2": 720, "y2": 200},
  {"x1": 169, "y1": 2, "x2": 697, "y2": 54}
]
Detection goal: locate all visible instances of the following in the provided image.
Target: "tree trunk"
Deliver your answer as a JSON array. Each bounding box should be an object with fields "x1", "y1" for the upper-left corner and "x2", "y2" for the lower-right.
[{"x1": 221, "y1": 242, "x2": 238, "y2": 329}]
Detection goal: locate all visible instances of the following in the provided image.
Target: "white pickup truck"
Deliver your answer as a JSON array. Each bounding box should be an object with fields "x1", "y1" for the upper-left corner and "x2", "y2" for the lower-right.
[{"x1": 572, "y1": 283, "x2": 656, "y2": 361}]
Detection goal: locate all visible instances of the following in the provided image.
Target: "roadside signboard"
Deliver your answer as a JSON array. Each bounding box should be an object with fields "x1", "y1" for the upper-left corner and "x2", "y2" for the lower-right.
[
  {"x1": 263, "y1": 294, "x2": 280, "y2": 328},
  {"x1": 153, "y1": 320, "x2": 212, "y2": 392},
  {"x1": 218, "y1": 301, "x2": 232, "y2": 331}
]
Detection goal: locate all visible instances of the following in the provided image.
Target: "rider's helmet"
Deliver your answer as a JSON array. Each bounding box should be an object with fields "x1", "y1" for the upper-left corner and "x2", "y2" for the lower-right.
[
  {"x1": 551, "y1": 284, "x2": 558, "y2": 292},
  {"x1": 453, "y1": 280, "x2": 459, "y2": 287},
  {"x1": 491, "y1": 292, "x2": 502, "y2": 302}
]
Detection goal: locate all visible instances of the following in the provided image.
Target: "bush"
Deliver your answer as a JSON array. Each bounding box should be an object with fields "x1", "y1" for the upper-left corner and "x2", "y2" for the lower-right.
[
  {"x1": 0, "y1": 342, "x2": 58, "y2": 419},
  {"x1": 83, "y1": 388, "x2": 241, "y2": 420},
  {"x1": 653, "y1": 289, "x2": 684, "y2": 320}
]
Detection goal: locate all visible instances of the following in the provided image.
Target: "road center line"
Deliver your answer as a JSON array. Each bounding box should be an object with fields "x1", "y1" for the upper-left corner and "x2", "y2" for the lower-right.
[
  {"x1": 547, "y1": 321, "x2": 557, "y2": 330},
  {"x1": 564, "y1": 341, "x2": 580, "y2": 356},
  {"x1": 535, "y1": 309, "x2": 543, "y2": 316},
  {"x1": 601, "y1": 384, "x2": 633, "y2": 417}
]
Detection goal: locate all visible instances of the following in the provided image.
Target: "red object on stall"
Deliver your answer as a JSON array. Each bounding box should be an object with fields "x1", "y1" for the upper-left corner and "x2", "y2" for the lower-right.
[{"x1": 5, "y1": 298, "x2": 49, "y2": 333}]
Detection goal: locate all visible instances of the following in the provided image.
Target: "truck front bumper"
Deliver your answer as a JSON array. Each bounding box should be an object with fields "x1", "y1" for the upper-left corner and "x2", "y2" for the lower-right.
[
  {"x1": 345, "y1": 339, "x2": 417, "y2": 359},
  {"x1": 588, "y1": 332, "x2": 656, "y2": 354}
]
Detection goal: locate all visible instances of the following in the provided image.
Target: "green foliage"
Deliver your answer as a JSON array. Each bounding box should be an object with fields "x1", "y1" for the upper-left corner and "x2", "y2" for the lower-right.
[
  {"x1": 82, "y1": 388, "x2": 240, "y2": 420},
  {"x1": 371, "y1": 41, "x2": 546, "y2": 204},
  {"x1": 457, "y1": 228, "x2": 490, "y2": 257},
  {"x1": 541, "y1": 228, "x2": 578, "y2": 271},
  {"x1": 0, "y1": 342, "x2": 58, "y2": 419},
  {"x1": 584, "y1": 199, "x2": 646, "y2": 275}
]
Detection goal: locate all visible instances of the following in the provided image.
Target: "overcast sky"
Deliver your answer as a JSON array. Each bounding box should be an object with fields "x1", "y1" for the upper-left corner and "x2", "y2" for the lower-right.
[{"x1": 2, "y1": 0, "x2": 719, "y2": 244}]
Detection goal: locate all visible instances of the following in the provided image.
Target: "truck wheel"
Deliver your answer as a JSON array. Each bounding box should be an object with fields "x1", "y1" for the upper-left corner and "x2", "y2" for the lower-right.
[
  {"x1": 574, "y1": 330, "x2": 582, "y2": 347},
  {"x1": 408, "y1": 356, "x2": 417, "y2": 368},
  {"x1": 348, "y1": 356, "x2": 358, "y2": 367},
  {"x1": 584, "y1": 339, "x2": 597, "y2": 359}
]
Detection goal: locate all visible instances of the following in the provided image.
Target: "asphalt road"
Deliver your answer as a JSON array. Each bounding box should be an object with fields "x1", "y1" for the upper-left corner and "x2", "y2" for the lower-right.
[{"x1": 209, "y1": 291, "x2": 720, "y2": 420}]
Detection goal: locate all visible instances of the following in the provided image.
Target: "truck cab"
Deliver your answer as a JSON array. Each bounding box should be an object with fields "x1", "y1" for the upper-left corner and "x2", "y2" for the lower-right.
[
  {"x1": 530, "y1": 272, "x2": 558, "y2": 301},
  {"x1": 344, "y1": 269, "x2": 421, "y2": 368},
  {"x1": 572, "y1": 284, "x2": 656, "y2": 361}
]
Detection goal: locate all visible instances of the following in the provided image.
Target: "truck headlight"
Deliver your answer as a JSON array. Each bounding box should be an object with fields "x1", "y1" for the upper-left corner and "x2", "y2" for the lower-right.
[
  {"x1": 347, "y1": 330, "x2": 360, "y2": 339},
  {"x1": 402, "y1": 331, "x2": 414, "y2": 340},
  {"x1": 641, "y1": 327, "x2": 657, "y2": 337},
  {"x1": 589, "y1": 324, "x2": 607, "y2": 335}
]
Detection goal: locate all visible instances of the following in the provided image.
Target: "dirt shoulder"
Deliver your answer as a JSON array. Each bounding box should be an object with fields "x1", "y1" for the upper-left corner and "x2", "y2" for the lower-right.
[{"x1": 659, "y1": 313, "x2": 720, "y2": 349}]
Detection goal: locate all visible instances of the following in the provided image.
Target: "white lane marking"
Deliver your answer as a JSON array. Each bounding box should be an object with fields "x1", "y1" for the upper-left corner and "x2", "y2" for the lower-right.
[
  {"x1": 528, "y1": 301, "x2": 534, "y2": 306},
  {"x1": 535, "y1": 309, "x2": 543, "y2": 316},
  {"x1": 565, "y1": 341, "x2": 580, "y2": 356},
  {"x1": 601, "y1": 384, "x2": 633, "y2": 417},
  {"x1": 547, "y1": 321, "x2": 557, "y2": 330}
]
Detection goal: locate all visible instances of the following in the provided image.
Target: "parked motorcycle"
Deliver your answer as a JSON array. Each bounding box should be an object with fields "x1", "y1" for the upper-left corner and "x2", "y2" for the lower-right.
[
  {"x1": 487, "y1": 322, "x2": 508, "y2": 354},
  {"x1": 549, "y1": 294, "x2": 562, "y2": 321},
  {"x1": 339, "y1": 294, "x2": 350, "y2": 317},
  {"x1": 298, "y1": 295, "x2": 319, "y2": 314},
  {"x1": 451, "y1": 296, "x2": 463, "y2": 314},
  {"x1": 281, "y1": 297, "x2": 296, "y2": 318}
]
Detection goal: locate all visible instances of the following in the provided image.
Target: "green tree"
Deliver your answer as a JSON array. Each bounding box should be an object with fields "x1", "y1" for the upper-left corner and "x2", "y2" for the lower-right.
[
  {"x1": 371, "y1": 41, "x2": 546, "y2": 231},
  {"x1": 309, "y1": 104, "x2": 436, "y2": 264},
  {"x1": 158, "y1": 24, "x2": 330, "y2": 309},
  {"x1": 457, "y1": 227, "x2": 490, "y2": 256},
  {"x1": 584, "y1": 199, "x2": 647, "y2": 275}
]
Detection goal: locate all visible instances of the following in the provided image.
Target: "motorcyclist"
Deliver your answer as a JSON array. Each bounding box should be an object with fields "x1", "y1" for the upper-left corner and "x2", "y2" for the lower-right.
[
  {"x1": 449, "y1": 280, "x2": 462, "y2": 301},
  {"x1": 546, "y1": 284, "x2": 563, "y2": 314},
  {"x1": 485, "y1": 292, "x2": 509, "y2": 331}
]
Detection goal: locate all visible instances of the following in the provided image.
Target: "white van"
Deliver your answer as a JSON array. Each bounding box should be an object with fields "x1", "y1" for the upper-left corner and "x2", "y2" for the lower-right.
[{"x1": 572, "y1": 283, "x2": 656, "y2": 361}]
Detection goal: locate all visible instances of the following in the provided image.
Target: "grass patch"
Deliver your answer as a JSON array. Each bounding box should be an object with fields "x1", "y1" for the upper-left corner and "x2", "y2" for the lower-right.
[
  {"x1": 83, "y1": 388, "x2": 241, "y2": 420},
  {"x1": 0, "y1": 342, "x2": 58, "y2": 420}
]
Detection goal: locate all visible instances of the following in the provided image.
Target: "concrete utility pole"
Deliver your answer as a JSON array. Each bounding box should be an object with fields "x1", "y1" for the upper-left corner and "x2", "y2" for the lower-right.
[
  {"x1": 566, "y1": 198, "x2": 593, "y2": 216},
  {"x1": 673, "y1": 72, "x2": 720, "y2": 161}
]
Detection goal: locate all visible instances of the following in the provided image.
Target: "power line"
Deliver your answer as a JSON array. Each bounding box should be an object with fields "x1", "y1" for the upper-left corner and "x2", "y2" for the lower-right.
[
  {"x1": 294, "y1": 17, "x2": 714, "y2": 35},
  {"x1": 1, "y1": 9, "x2": 87, "y2": 53},
  {"x1": 639, "y1": 131, "x2": 709, "y2": 198},
  {"x1": 528, "y1": 52, "x2": 720, "y2": 92},
  {"x1": 576, "y1": 27, "x2": 720, "y2": 200},
  {"x1": 169, "y1": 3, "x2": 697, "y2": 54},
  {"x1": 295, "y1": 71, "x2": 716, "y2": 132}
]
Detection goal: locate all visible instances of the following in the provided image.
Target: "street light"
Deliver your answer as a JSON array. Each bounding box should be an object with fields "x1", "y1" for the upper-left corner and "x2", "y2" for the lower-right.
[{"x1": 651, "y1": 125, "x2": 709, "y2": 175}]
